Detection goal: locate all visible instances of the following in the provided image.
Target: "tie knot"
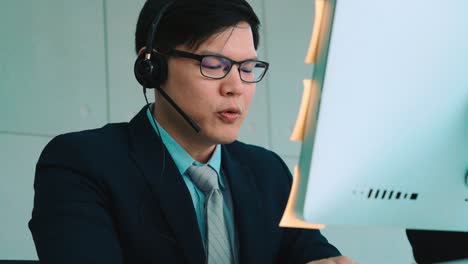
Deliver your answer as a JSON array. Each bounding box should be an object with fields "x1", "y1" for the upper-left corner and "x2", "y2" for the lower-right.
[{"x1": 186, "y1": 165, "x2": 219, "y2": 193}]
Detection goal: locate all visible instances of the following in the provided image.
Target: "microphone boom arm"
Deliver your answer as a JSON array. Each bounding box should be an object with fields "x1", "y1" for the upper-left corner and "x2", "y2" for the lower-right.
[{"x1": 156, "y1": 87, "x2": 201, "y2": 133}]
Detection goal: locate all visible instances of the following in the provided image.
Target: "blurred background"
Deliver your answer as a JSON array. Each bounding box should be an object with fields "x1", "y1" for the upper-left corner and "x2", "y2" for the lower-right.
[{"x1": 0, "y1": 0, "x2": 414, "y2": 262}]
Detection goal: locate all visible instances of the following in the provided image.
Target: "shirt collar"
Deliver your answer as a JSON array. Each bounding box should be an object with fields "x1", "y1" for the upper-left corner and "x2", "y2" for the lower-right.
[{"x1": 146, "y1": 104, "x2": 224, "y2": 189}]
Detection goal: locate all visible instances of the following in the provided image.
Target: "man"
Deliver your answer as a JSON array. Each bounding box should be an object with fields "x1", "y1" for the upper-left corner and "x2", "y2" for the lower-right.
[{"x1": 29, "y1": 0, "x2": 355, "y2": 263}]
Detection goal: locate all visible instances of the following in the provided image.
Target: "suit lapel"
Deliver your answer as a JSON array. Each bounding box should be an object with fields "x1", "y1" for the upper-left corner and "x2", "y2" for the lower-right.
[
  {"x1": 128, "y1": 106, "x2": 205, "y2": 264},
  {"x1": 222, "y1": 145, "x2": 270, "y2": 264}
]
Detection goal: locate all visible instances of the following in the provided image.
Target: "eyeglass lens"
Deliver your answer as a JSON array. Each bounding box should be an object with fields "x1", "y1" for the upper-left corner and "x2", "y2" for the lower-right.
[{"x1": 200, "y1": 56, "x2": 267, "y2": 83}]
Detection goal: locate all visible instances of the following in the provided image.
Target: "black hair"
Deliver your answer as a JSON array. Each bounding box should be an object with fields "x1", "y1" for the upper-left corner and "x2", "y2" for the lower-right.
[{"x1": 135, "y1": 0, "x2": 260, "y2": 54}]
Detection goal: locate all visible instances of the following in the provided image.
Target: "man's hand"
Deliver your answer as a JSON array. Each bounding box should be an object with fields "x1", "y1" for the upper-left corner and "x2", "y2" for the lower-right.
[{"x1": 307, "y1": 256, "x2": 357, "y2": 264}]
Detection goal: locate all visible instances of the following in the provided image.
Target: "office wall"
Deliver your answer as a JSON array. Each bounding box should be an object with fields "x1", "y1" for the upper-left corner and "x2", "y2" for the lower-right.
[{"x1": 0, "y1": 0, "x2": 414, "y2": 262}]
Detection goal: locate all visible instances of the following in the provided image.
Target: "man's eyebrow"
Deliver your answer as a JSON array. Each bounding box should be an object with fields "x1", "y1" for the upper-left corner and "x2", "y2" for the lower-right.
[{"x1": 199, "y1": 50, "x2": 258, "y2": 60}]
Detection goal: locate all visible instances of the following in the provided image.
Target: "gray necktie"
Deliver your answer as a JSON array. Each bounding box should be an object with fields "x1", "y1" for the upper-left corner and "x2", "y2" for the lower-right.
[{"x1": 187, "y1": 165, "x2": 232, "y2": 264}]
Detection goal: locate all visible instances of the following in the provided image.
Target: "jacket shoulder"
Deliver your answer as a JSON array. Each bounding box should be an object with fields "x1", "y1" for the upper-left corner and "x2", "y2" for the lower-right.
[
  {"x1": 226, "y1": 140, "x2": 279, "y2": 159},
  {"x1": 38, "y1": 123, "x2": 130, "y2": 168},
  {"x1": 225, "y1": 141, "x2": 291, "y2": 175}
]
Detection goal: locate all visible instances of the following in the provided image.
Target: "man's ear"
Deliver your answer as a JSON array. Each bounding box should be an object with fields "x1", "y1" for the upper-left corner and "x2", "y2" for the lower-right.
[
  {"x1": 138, "y1": 46, "x2": 164, "y2": 57},
  {"x1": 137, "y1": 46, "x2": 146, "y2": 57}
]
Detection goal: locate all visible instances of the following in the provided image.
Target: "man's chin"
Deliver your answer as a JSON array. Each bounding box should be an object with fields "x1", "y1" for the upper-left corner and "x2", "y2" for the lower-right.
[
  {"x1": 203, "y1": 128, "x2": 240, "y2": 145},
  {"x1": 214, "y1": 134, "x2": 239, "y2": 145},
  {"x1": 219, "y1": 138, "x2": 237, "y2": 145}
]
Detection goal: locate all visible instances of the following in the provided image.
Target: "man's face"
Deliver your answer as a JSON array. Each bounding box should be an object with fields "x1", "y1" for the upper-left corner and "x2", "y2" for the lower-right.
[{"x1": 159, "y1": 21, "x2": 257, "y2": 147}]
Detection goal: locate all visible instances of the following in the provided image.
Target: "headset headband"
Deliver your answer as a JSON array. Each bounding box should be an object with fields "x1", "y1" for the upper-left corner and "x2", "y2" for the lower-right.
[{"x1": 144, "y1": 1, "x2": 172, "y2": 59}]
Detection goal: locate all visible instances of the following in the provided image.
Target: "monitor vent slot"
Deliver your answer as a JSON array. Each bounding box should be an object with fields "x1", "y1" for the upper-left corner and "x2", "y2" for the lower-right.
[{"x1": 361, "y1": 188, "x2": 418, "y2": 201}]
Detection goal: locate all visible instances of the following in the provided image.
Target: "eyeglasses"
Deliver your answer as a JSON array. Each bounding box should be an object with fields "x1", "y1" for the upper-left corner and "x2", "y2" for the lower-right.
[{"x1": 167, "y1": 49, "x2": 269, "y2": 83}]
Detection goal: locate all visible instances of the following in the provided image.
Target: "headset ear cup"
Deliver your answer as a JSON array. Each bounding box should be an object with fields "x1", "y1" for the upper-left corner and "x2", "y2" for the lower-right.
[
  {"x1": 134, "y1": 55, "x2": 154, "y2": 88},
  {"x1": 151, "y1": 52, "x2": 168, "y2": 87},
  {"x1": 134, "y1": 52, "x2": 168, "y2": 89}
]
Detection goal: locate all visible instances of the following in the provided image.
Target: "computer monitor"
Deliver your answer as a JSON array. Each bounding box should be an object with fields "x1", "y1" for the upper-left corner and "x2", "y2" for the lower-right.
[{"x1": 299, "y1": 0, "x2": 468, "y2": 232}]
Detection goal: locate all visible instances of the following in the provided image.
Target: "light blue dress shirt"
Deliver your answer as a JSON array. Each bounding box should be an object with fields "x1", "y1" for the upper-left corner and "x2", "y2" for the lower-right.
[{"x1": 146, "y1": 105, "x2": 238, "y2": 262}]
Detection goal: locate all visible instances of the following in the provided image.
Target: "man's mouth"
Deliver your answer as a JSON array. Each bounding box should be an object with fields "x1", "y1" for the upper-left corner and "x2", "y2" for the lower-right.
[{"x1": 217, "y1": 108, "x2": 242, "y2": 123}]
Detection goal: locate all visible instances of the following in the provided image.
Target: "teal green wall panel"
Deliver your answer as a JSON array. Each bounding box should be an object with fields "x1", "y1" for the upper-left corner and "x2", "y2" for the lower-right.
[
  {"x1": 0, "y1": 134, "x2": 50, "y2": 260},
  {"x1": 237, "y1": 0, "x2": 270, "y2": 148},
  {"x1": 264, "y1": 0, "x2": 315, "y2": 156},
  {"x1": 0, "y1": 0, "x2": 108, "y2": 136},
  {"x1": 106, "y1": 0, "x2": 148, "y2": 123}
]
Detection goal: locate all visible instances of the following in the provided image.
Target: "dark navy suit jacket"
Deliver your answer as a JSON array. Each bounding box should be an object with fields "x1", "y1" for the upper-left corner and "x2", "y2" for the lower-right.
[
  {"x1": 29, "y1": 105, "x2": 340, "y2": 264},
  {"x1": 406, "y1": 229, "x2": 468, "y2": 263}
]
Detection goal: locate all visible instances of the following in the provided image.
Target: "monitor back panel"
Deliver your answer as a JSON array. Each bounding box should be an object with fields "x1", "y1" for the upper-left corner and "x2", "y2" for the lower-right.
[{"x1": 303, "y1": 0, "x2": 468, "y2": 231}]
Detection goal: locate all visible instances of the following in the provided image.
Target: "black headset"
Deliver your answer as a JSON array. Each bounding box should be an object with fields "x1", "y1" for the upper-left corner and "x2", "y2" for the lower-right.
[
  {"x1": 134, "y1": 1, "x2": 172, "y2": 89},
  {"x1": 133, "y1": 1, "x2": 201, "y2": 133}
]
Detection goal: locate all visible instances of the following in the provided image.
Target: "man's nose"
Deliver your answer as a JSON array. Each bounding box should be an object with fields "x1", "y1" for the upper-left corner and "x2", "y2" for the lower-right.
[{"x1": 220, "y1": 65, "x2": 244, "y2": 96}]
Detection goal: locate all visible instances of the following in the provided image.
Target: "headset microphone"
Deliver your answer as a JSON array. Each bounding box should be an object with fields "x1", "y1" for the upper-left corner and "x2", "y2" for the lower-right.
[
  {"x1": 134, "y1": 1, "x2": 201, "y2": 133},
  {"x1": 155, "y1": 87, "x2": 201, "y2": 132}
]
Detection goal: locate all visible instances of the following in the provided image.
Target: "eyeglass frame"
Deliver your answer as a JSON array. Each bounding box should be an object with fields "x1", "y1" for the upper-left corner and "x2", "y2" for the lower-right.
[{"x1": 165, "y1": 49, "x2": 270, "y2": 83}]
